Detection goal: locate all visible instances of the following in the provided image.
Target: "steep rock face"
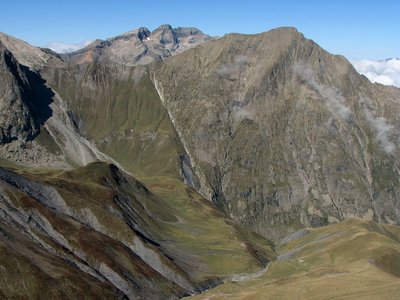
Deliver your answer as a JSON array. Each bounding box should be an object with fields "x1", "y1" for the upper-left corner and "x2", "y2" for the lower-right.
[
  {"x1": 61, "y1": 24, "x2": 212, "y2": 66},
  {"x1": 0, "y1": 41, "x2": 108, "y2": 168},
  {"x1": 152, "y1": 27, "x2": 400, "y2": 237},
  {"x1": 0, "y1": 43, "x2": 42, "y2": 144}
]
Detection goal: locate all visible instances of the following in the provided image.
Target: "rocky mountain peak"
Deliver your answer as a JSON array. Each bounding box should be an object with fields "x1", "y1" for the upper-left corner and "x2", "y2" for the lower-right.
[
  {"x1": 152, "y1": 24, "x2": 174, "y2": 33},
  {"x1": 136, "y1": 27, "x2": 151, "y2": 41},
  {"x1": 61, "y1": 25, "x2": 212, "y2": 66},
  {"x1": 151, "y1": 24, "x2": 177, "y2": 45},
  {"x1": 175, "y1": 27, "x2": 204, "y2": 37}
]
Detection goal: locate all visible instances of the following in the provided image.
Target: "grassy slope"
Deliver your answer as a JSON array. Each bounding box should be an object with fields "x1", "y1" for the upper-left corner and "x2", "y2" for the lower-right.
[
  {"x1": 190, "y1": 219, "x2": 400, "y2": 299},
  {"x1": 43, "y1": 63, "x2": 185, "y2": 178},
  {"x1": 0, "y1": 224, "x2": 122, "y2": 300},
  {"x1": 40, "y1": 60, "x2": 277, "y2": 274},
  {"x1": 55, "y1": 162, "x2": 274, "y2": 279},
  {"x1": 140, "y1": 174, "x2": 276, "y2": 277},
  {"x1": 0, "y1": 161, "x2": 274, "y2": 288}
]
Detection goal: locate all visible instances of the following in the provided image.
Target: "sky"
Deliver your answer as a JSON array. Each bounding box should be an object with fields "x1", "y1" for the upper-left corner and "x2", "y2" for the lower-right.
[{"x1": 0, "y1": 0, "x2": 398, "y2": 60}]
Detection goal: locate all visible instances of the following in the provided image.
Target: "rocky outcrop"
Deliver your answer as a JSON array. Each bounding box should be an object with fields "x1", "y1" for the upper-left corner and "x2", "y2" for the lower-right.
[
  {"x1": 0, "y1": 43, "x2": 41, "y2": 144},
  {"x1": 0, "y1": 41, "x2": 102, "y2": 169}
]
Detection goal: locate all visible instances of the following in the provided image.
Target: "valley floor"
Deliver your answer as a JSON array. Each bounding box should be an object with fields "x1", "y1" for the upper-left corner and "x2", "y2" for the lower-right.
[{"x1": 189, "y1": 219, "x2": 400, "y2": 299}]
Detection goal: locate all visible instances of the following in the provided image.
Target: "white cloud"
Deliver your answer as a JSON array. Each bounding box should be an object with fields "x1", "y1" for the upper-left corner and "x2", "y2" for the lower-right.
[
  {"x1": 294, "y1": 64, "x2": 352, "y2": 120},
  {"x1": 351, "y1": 58, "x2": 400, "y2": 88},
  {"x1": 217, "y1": 55, "x2": 248, "y2": 77},
  {"x1": 45, "y1": 40, "x2": 93, "y2": 53},
  {"x1": 360, "y1": 97, "x2": 396, "y2": 154}
]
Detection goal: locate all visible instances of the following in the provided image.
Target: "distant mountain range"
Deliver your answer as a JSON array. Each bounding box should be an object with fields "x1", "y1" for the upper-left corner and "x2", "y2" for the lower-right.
[
  {"x1": 1, "y1": 25, "x2": 400, "y2": 299},
  {"x1": 58, "y1": 24, "x2": 212, "y2": 66}
]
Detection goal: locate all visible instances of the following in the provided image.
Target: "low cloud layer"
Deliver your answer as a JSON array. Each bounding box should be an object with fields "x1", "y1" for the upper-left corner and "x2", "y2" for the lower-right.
[
  {"x1": 46, "y1": 40, "x2": 93, "y2": 53},
  {"x1": 217, "y1": 55, "x2": 248, "y2": 77},
  {"x1": 295, "y1": 65, "x2": 397, "y2": 154},
  {"x1": 351, "y1": 58, "x2": 400, "y2": 88},
  {"x1": 360, "y1": 98, "x2": 396, "y2": 154},
  {"x1": 368, "y1": 115, "x2": 395, "y2": 153},
  {"x1": 294, "y1": 64, "x2": 352, "y2": 120}
]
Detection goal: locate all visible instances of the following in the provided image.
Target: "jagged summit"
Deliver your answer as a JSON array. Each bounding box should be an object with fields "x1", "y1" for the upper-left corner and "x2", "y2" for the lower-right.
[
  {"x1": 152, "y1": 23, "x2": 174, "y2": 32},
  {"x1": 61, "y1": 24, "x2": 212, "y2": 66}
]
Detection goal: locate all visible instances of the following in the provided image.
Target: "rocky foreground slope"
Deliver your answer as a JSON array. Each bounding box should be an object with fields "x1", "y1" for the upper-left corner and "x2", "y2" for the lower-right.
[
  {"x1": 0, "y1": 162, "x2": 273, "y2": 299},
  {"x1": 0, "y1": 25, "x2": 400, "y2": 299}
]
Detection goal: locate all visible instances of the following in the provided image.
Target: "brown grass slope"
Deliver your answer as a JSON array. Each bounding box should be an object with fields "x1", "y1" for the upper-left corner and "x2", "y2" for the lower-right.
[
  {"x1": 191, "y1": 219, "x2": 400, "y2": 299},
  {"x1": 0, "y1": 161, "x2": 274, "y2": 299}
]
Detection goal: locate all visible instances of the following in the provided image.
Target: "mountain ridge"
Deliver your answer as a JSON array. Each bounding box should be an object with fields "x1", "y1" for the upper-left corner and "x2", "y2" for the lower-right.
[{"x1": 59, "y1": 24, "x2": 212, "y2": 66}]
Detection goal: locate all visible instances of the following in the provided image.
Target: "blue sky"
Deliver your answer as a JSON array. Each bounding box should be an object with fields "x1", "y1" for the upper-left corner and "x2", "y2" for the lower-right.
[{"x1": 0, "y1": 0, "x2": 398, "y2": 59}]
